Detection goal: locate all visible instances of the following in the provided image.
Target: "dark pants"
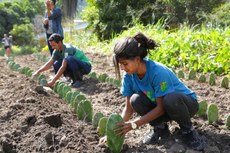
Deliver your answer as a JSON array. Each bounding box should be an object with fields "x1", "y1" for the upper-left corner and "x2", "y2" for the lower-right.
[
  {"x1": 46, "y1": 33, "x2": 54, "y2": 56},
  {"x1": 130, "y1": 92, "x2": 198, "y2": 131},
  {"x1": 53, "y1": 56, "x2": 91, "y2": 82}
]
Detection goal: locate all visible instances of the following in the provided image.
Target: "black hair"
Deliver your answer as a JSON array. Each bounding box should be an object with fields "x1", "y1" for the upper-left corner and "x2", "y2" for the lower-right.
[
  {"x1": 48, "y1": 33, "x2": 63, "y2": 43},
  {"x1": 113, "y1": 32, "x2": 159, "y2": 79},
  {"x1": 51, "y1": 0, "x2": 56, "y2": 5}
]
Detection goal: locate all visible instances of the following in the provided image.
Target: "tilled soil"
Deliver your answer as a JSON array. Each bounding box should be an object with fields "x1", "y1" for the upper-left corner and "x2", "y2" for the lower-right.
[{"x1": 0, "y1": 51, "x2": 229, "y2": 153}]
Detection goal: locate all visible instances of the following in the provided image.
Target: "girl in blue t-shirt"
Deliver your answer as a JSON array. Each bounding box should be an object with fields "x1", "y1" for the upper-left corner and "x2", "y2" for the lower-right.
[{"x1": 106, "y1": 32, "x2": 205, "y2": 151}]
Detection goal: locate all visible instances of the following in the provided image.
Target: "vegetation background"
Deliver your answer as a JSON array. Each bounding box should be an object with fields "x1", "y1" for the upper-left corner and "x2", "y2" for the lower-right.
[
  {"x1": 0, "y1": 1, "x2": 229, "y2": 152},
  {"x1": 0, "y1": 0, "x2": 229, "y2": 76}
]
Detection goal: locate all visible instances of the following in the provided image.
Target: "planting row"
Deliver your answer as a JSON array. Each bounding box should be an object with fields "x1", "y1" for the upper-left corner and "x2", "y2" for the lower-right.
[
  {"x1": 34, "y1": 52, "x2": 229, "y2": 89},
  {"x1": 5, "y1": 58, "x2": 125, "y2": 153},
  {"x1": 196, "y1": 100, "x2": 230, "y2": 128},
  {"x1": 177, "y1": 69, "x2": 229, "y2": 89}
]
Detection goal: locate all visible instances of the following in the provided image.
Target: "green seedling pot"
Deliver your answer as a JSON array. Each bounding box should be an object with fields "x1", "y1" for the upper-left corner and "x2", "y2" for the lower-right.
[
  {"x1": 57, "y1": 83, "x2": 65, "y2": 96},
  {"x1": 177, "y1": 70, "x2": 185, "y2": 79},
  {"x1": 92, "y1": 112, "x2": 104, "y2": 128},
  {"x1": 89, "y1": 72, "x2": 97, "y2": 79},
  {"x1": 221, "y1": 77, "x2": 229, "y2": 89},
  {"x1": 226, "y1": 115, "x2": 230, "y2": 128},
  {"x1": 188, "y1": 69, "x2": 196, "y2": 80},
  {"x1": 198, "y1": 74, "x2": 206, "y2": 83},
  {"x1": 97, "y1": 117, "x2": 108, "y2": 136},
  {"x1": 98, "y1": 73, "x2": 108, "y2": 82},
  {"x1": 61, "y1": 85, "x2": 71, "y2": 98},
  {"x1": 209, "y1": 73, "x2": 216, "y2": 86},
  {"x1": 39, "y1": 78, "x2": 48, "y2": 86},
  {"x1": 65, "y1": 91, "x2": 74, "y2": 103},
  {"x1": 207, "y1": 104, "x2": 219, "y2": 124},
  {"x1": 197, "y1": 100, "x2": 208, "y2": 118},
  {"x1": 53, "y1": 81, "x2": 61, "y2": 93},
  {"x1": 70, "y1": 91, "x2": 80, "y2": 107},
  {"x1": 76, "y1": 100, "x2": 93, "y2": 122},
  {"x1": 106, "y1": 113, "x2": 125, "y2": 153}
]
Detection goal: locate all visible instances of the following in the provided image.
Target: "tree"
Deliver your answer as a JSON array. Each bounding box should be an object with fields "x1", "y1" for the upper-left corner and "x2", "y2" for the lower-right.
[
  {"x1": 82, "y1": 0, "x2": 227, "y2": 40},
  {"x1": 57, "y1": 0, "x2": 78, "y2": 19}
]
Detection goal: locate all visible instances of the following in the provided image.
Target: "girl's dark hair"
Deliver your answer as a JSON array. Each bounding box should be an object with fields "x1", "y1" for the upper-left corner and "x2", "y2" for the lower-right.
[{"x1": 113, "y1": 32, "x2": 159, "y2": 79}]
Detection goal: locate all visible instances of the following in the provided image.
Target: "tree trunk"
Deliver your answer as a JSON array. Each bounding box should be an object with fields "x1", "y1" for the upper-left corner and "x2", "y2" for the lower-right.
[{"x1": 62, "y1": 0, "x2": 78, "y2": 19}]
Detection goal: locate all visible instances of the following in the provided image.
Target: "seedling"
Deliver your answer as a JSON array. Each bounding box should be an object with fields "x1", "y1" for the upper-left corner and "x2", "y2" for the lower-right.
[
  {"x1": 76, "y1": 100, "x2": 93, "y2": 122},
  {"x1": 39, "y1": 78, "x2": 48, "y2": 86},
  {"x1": 221, "y1": 77, "x2": 229, "y2": 89},
  {"x1": 72, "y1": 94, "x2": 86, "y2": 112},
  {"x1": 198, "y1": 74, "x2": 206, "y2": 83},
  {"x1": 197, "y1": 100, "x2": 208, "y2": 118},
  {"x1": 106, "y1": 113, "x2": 125, "y2": 153},
  {"x1": 89, "y1": 72, "x2": 97, "y2": 79},
  {"x1": 177, "y1": 70, "x2": 185, "y2": 79},
  {"x1": 92, "y1": 112, "x2": 104, "y2": 128},
  {"x1": 37, "y1": 74, "x2": 46, "y2": 82},
  {"x1": 98, "y1": 73, "x2": 108, "y2": 82},
  {"x1": 65, "y1": 91, "x2": 74, "y2": 103},
  {"x1": 207, "y1": 104, "x2": 219, "y2": 124},
  {"x1": 27, "y1": 69, "x2": 33, "y2": 77},
  {"x1": 97, "y1": 117, "x2": 108, "y2": 136},
  {"x1": 209, "y1": 73, "x2": 216, "y2": 86},
  {"x1": 188, "y1": 69, "x2": 196, "y2": 80},
  {"x1": 226, "y1": 115, "x2": 230, "y2": 129},
  {"x1": 57, "y1": 83, "x2": 65, "y2": 96},
  {"x1": 114, "y1": 79, "x2": 121, "y2": 86},
  {"x1": 53, "y1": 81, "x2": 61, "y2": 93},
  {"x1": 13, "y1": 63, "x2": 20, "y2": 71},
  {"x1": 61, "y1": 85, "x2": 71, "y2": 98},
  {"x1": 70, "y1": 91, "x2": 80, "y2": 107}
]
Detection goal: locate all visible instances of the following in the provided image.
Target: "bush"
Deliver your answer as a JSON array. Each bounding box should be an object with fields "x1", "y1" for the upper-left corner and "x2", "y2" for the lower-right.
[
  {"x1": 10, "y1": 23, "x2": 36, "y2": 46},
  {"x1": 206, "y1": 3, "x2": 230, "y2": 27},
  {"x1": 82, "y1": 0, "x2": 225, "y2": 40}
]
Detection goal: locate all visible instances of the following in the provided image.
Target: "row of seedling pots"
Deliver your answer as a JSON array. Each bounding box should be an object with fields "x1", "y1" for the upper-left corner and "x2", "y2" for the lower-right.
[
  {"x1": 7, "y1": 59, "x2": 33, "y2": 77},
  {"x1": 92, "y1": 112, "x2": 125, "y2": 153},
  {"x1": 6, "y1": 57, "x2": 124, "y2": 152},
  {"x1": 53, "y1": 81, "x2": 124, "y2": 152},
  {"x1": 177, "y1": 69, "x2": 229, "y2": 89},
  {"x1": 6, "y1": 58, "x2": 49, "y2": 86},
  {"x1": 196, "y1": 100, "x2": 230, "y2": 128},
  {"x1": 53, "y1": 81, "x2": 93, "y2": 122},
  {"x1": 88, "y1": 72, "x2": 121, "y2": 87}
]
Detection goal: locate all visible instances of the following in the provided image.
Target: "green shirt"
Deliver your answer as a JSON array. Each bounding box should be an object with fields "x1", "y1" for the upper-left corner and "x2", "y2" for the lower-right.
[{"x1": 52, "y1": 43, "x2": 91, "y2": 65}]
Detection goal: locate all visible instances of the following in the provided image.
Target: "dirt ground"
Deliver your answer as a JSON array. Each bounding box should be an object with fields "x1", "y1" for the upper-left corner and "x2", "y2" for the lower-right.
[{"x1": 0, "y1": 50, "x2": 229, "y2": 153}]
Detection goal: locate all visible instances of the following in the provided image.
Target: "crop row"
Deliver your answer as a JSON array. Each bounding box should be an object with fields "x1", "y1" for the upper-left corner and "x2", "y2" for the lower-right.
[
  {"x1": 6, "y1": 55, "x2": 229, "y2": 152},
  {"x1": 32, "y1": 54, "x2": 230, "y2": 130},
  {"x1": 196, "y1": 100, "x2": 230, "y2": 128},
  {"x1": 5, "y1": 57, "x2": 124, "y2": 153},
  {"x1": 34, "y1": 52, "x2": 229, "y2": 89},
  {"x1": 177, "y1": 69, "x2": 229, "y2": 89}
]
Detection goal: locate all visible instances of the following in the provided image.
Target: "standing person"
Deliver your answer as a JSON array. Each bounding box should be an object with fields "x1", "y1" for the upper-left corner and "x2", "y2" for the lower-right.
[
  {"x1": 32, "y1": 33, "x2": 91, "y2": 88},
  {"x1": 101, "y1": 32, "x2": 205, "y2": 151},
  {"x1": 43, "y1": 0, "x2": 63, "y2": 56},
  {"x1": 2, "y1": 34, "x2": 12, "y2": 59}
]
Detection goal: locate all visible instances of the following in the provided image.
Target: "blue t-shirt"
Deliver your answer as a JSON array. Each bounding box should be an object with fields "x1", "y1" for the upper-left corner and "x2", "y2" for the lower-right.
[{"x1": 121, "y1": 59, "x2": 197, "y2": 103}]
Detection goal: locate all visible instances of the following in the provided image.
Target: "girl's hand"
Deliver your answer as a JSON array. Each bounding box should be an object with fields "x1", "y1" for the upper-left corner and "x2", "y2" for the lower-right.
[
  {"x1": 98, "y1": 136, "x2": 107, "y2": 146},
  {"x1": 115, "y1": 122, "x2": 132, "y2": 137}
]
